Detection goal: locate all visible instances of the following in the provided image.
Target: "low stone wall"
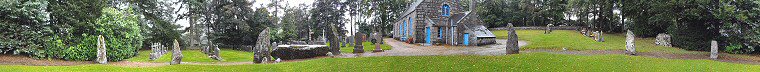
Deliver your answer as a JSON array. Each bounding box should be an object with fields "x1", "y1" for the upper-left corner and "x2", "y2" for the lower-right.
[
  {"x1": 271, "y1": 45, "x2": 330, "y2": 60},
  {"x1": 489, "y1": 26, "x2": 579, "y2": 30}
]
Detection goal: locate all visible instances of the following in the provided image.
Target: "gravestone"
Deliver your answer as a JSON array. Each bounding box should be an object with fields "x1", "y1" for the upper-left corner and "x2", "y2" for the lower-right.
[
  {"x1": 545, "y1": 24, "x2": 553, "y2": 34},
  {"x1": 96, "y1": 35, "x2": 107, "y2": 64},
  {"x1": 207, "y1": 44, "x2": 223, "y2": 61},
  {"x1": 505, "y1": 24, "x2": 519, "y2": 54},
  {"x1": 625, "y1": 30, "x2": 636, "y2": 55},
  {"x1": 654, "y1": 33, "x2": 672, "y2": 47},
  {"x1": 597, "y1": 31, "x2": 604, "y2": 42},
  {"x1": 340, "y1": 36, "x2": 346, "y2": 47},
  {"x1": 373, "y1": 32, "x2": 383, "y2": 52},
  {"x1": 149, "y1": 43, "x2": 166, "y2": 61},
  {"x1": 254, "y1": 28, "x2": 272, "y2": 63},
  {"x1": 710, "y1": 40, "x2": 718, "y2": 59},
  {"x1": 353, "y1": 33, "x2": 365, "y2": 53},
  {"x1": 171, "y1": 39, "x2": 183, "y2": 65}
]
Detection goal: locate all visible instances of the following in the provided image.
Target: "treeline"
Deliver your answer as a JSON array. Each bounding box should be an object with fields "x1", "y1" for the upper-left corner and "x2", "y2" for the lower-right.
[
  {"x1": 624, "y1": 0, "x2": 760, "y2": 54},
  {"x1": 478, "y1": 0, "x2": 760, "y2": 54},
  {"x1": 477, "y1": 0, "x2": 624, "y2": 32},
  {"x1": 1, "y1": 0, "x2": 148, "y2": 61}
]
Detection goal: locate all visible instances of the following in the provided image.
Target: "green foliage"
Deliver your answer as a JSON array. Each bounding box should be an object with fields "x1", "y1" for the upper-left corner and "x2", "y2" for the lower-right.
[
  {"x1": 205, "y1": 0, "x2": 271, "y2": 45},
  {"x1": 724, "y1": 43, "x2": 755, "y2": 54},
  {"x1": 477, "y1": 0, "x2": 524, "y2": 27},
  {"x1": 714, "y1": 0, "x2": 760, "y2": 54},
  {"x1": 61, "y1": 34, "x2": 98, "y2": 61},
  {"x1": 95, "y1": 7, "x2": 143, "y2": 61},
  {"x1": 0, "y1": 0, "x2": 51, "y2": 59}
]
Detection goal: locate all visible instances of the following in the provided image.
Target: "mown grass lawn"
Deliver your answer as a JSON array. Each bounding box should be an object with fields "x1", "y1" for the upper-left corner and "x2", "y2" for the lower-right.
[
  {"x1": 2, "y1": 53, "x2": 758, "y2": 71},
  {"x1": 493, "y1": 30, "x2": 704, "y2": 54},
  {"x1": 126, "y1": 49, "x2": 254, "y2": 62},
  {"x1": 339, "y1": 42, "x2": 392, "y2": 53}
]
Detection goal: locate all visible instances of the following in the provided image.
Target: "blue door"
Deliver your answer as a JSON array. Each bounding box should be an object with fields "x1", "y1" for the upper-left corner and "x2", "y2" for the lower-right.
[
  {"x1": 463, "y1": 33, "x2": 470, "y2": 46},
  {"x1": 401, "y1": 20, "x2": 407, "y2": 41},
  {"x1": 426, "y1": 27, "x2": 431, "y2": 45}
]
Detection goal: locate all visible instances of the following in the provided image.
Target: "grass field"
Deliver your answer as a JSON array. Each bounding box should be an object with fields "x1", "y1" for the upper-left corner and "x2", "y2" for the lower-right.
[
  {"x1": 2, "y1": 52, "x2": 758, "y2": 71},
  {"x1": 493, "y1": 30, "x2": 704, "y2": 54},
  {"x1": 126, "y1": 49, "x2": 254, "y2": 62},
  {"x1": 339, "y1": 42, "x2": 392, "y2": 53}
]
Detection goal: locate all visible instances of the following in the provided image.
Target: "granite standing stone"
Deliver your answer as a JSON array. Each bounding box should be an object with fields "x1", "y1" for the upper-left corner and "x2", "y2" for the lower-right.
[
  {"x1": 354, "y1": 33, "x2": 365, "y2": 53},
  {"x1": 625, "y1": 30, "x2": 636, "y2": 55},
  {"x1": 328, "y1": 26, "x2": 341, "y2": 55},
  {"x1": 505, "y1": 24, "x2": 519, "y2": 54},
  {"x1": 710, "y1": 40, "x2": 718, "y2": 59},
  {"x1": 171, "y1": 39, "x2": 183, "y2": 65},
  {"x1": 254, "y1": 28, "x2": 271, "y2": 63},
  {"x1": 654, "y1": 33, "x2": 672, "y2": 47},
  {"x1": 96, "y1": 35, "x2": 107, "y2": 64}
]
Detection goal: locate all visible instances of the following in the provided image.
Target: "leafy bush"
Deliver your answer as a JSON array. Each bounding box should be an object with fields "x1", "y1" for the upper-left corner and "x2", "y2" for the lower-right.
[
  {"x1": 667, "y1": 22, "x2": 720, "y2": 51},
  {"x1": 724, "y1": 43, "x2": 755, "y2": 54}
]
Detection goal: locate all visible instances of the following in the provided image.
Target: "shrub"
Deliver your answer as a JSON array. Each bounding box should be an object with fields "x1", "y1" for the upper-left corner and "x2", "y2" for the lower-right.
[
  {"x1": 667, "y1": 23, "x2": 720, "y2": 51},
  {"x1": 724, "y1": 43, "x2": 755, "y2": 54}
]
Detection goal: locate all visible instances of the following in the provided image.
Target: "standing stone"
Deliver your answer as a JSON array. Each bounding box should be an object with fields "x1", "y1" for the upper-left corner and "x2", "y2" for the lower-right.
[
  {"x1": 505, "y1": 24, "x2": 519, "y2": 54},
  {"x1": 96, "y1": 35, "x2": 107, "y2": 64},
  {"x1": 625, "y1": 30, "x2": 636, "y2": 55},
  {"x1": 353, "y1": 33, "x2": 365, "y2": 53},
  {"x1": 710, "y1": 40, "x2": 718, "y2": 59},
  {"x1": 654, "y1": 33, "x2": 672, "y2": 47},
  {"x1": 171, "y1": 39, "x2": 183, "y2": 65},
  {"x1": 254, "y1": 28, "x2": 271, "y2": 63},
  {"x1": 328, "y1": 26, "x2": 341, "y2": 55},
  {"x1": 373, "y1": 32, "x2": 383, "y2": 52}
]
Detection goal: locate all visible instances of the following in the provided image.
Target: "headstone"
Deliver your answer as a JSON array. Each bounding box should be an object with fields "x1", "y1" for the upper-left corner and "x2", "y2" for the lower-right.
[
  {"x1": 625, "y1": 30, "x2": 636, "y2": 55},
  {"x1": 149, "y1": 43, "x2": 164, "y2": 61},
  {"x1": 341, "y1": 36, "x2": 347, "y2": 47},
  {"x1": 373, "y1": 32, "x2": 383, "y2": 52},
  {"x1": 710, "y1": 40, "x2": 718, "y2": 59},
  {"x1": 171, "y1": 39, "x2": 183, "y2": 65},
  {"x1": 96, "y1": 35, "x2": 107, "y2": 64},
  {"x1": 207, "y1": 44, "x2": 223, "y2": 61},
  {"x1": 654, "y1": 33, "x2": 672, "y2": 47},
  {"x1": 545, "y1": 24, "x2": 553, "y2": 34},
  {"x1": 354, "y1": 33, "x2": 365, "y2": 53},
  {"x1": 254, "y1": 28, "x2": 272, "y2": 63},
  {"x1": 505, "y1": 24, "x2": 519, "y2": 54},
  {"x1": 597, "y1": 31, "x2": 605, "y2": 42}
]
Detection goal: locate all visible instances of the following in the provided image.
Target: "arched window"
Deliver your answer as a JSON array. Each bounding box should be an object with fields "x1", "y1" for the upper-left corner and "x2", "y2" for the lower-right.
[{"x1": 442, "y1": 4, "x2": 450, "y2": 16}]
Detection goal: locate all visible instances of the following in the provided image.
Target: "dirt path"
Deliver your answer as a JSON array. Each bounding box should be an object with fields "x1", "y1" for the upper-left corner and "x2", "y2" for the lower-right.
[{"x1": 0, "y1": 54, "x2": 93, "y2": 66}]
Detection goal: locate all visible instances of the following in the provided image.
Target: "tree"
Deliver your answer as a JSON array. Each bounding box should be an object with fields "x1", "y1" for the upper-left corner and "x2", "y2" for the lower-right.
[
  {"x1": 0, "y1": 0, "x2": 51, "y2": 58},
  {"x1": 204, "y1": 0, "x2": 271, "y2": 46},
  {"x1": 371, "y1": 0, "x2": 408, "y2": 35},
  {"x1": 714, "y1": 0, "x2": 760, "y2": 54}
]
